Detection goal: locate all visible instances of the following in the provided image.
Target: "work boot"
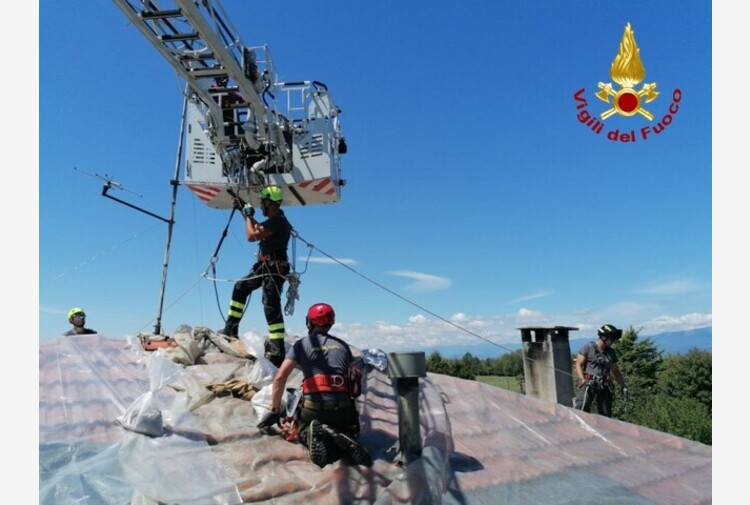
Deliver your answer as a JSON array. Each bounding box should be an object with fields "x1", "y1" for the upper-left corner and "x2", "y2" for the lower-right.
[
  {"x1": 304, "y1": 420, "x2": 328, "y2": 468},
  {"x1": 320, "y1": 424, "x2": 373, "y2": 467},
  {"x1": 264, "y1": 338, "x2": 285, "y2": 367},
  {"x1": 218, "y1": 319, "x2": 239, "y2": 339}
]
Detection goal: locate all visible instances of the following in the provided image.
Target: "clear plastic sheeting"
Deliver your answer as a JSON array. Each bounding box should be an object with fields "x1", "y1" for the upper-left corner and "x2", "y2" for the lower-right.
[
  {"x1": 39, "y1": 333, "x2": 711, "y2": 504},
  {"x1": 40, "y1": 334, "x2": 242, "y2": 504},
  {"x1": 362, "y1": 348, "x2": 389, "y2": 372}
]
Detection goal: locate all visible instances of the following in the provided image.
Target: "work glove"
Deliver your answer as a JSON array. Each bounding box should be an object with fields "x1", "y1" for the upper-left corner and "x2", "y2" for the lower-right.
[
  {"x1": 243, "y1": 204, "x2": 255, "y2": 218},
  {"x1": 257, "y1": 410, "x2": 281, "y2": 430},
  {"x1": 621, "y1": 387, "x2": 630, "y2": 401}
]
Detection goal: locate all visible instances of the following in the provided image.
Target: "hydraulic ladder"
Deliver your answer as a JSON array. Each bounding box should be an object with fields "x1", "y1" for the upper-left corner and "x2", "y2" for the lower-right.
[{"x1": 111, "y1": 0, "x2": 290, "y2": 170}]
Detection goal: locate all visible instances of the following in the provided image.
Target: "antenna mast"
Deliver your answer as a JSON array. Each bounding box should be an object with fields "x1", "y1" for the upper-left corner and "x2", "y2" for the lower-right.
[{"x1": 153, "y1": 91, "x2": 189, "y2": 335}]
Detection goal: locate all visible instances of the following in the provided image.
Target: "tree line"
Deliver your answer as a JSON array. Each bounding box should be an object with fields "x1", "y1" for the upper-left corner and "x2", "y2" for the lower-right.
[{"x1": 424, "y1": 327, "x2": 711, "y2": 445}]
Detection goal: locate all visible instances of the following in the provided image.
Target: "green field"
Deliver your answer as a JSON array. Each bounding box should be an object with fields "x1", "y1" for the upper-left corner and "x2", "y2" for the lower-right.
[{"x1": 476, "y1": 375, "x2": 524, "y2": 393}]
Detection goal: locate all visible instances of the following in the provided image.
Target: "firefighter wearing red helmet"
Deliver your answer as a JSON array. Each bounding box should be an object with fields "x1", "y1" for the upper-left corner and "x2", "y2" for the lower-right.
[
  {"x1": 572, "y1": 324, "x2": 628, "y2": 417},
  {"x1": 306, "y1": 302, "x2": 336, "y2": 328},
  {"x1": 257, "y1": 303, "x2": 372, "y2": 468}
]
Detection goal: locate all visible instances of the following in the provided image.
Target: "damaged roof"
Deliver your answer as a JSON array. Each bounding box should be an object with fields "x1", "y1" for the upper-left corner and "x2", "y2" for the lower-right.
[{"x1": 39, "y1": 332, "x2": 711, "y2": 504}]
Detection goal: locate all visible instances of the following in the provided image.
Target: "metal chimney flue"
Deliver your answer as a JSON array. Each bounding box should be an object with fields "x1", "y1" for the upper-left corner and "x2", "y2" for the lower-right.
[{"x1": 387, "y1": 352, "x2": 426, "y2": 465}]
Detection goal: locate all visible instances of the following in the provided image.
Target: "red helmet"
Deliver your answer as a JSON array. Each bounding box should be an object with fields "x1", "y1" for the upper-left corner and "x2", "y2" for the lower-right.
[{"x1": 306, "y1": 303, "x2": 335, "y2": 328}]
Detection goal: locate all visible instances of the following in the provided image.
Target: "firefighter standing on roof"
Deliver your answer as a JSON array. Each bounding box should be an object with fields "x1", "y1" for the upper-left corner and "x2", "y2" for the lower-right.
[
  {"x1": 219, "y1": 185, "x2": 291, "y2": 367},
  {"x1": 573, "y1": 324, "x2": 629, "y2": 417}
]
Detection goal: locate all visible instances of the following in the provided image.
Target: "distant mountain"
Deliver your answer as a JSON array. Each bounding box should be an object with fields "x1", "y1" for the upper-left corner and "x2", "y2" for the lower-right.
[
  {"x1": 642, "y1": 326, "x2": 712, "y2": 355},
  {"x1": 416, "y1": 326, "x2": 712, "y2": 359}
]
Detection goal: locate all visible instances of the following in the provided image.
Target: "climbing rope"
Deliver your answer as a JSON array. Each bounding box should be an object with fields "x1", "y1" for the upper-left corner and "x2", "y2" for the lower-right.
[
  {"x1": 284, "y1": 272, "x2": 300, "y2": 317},
  {"x1": 200, "y1": 216, "x2": 313, "y2": 323},
  {"x1": 137, "y1": 220, "x2": 576, "y2": 383},
  {"x1": 283, "y1": 230, "x2": 313, "y2": 316},
  {"x1": 288, "y1": 230, "x2": 578, "y2": 382}
]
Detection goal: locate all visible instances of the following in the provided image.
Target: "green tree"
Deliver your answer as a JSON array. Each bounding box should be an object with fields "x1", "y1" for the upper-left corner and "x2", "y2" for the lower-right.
[
  {"x1": 497, "y1": 350, "x2": 523, "y2": 377},
  {"x1": 657, "y1": 349, "x2": 712, "y2": 414},
  {"x1": 460, "y1": 352, "x2": 481, "y2": 378},
  {"x1": 611, "y1": 328, "x2": 711, "y2": 444},
  {"x1": 611, "y1": 326, "x2": 662, "y2": 419},
  {"x1": 614, "y1": 326, "x2": 662, "y2": 392},
  {"x1": 625, "y1": 393, "x2": 711, "y2": 445},
  {"x1": 426, "y1": 351, "x2": 449, "y2": 375}
]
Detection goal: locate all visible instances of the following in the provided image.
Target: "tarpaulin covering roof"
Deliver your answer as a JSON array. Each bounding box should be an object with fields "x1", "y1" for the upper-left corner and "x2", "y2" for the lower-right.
[{"x1": 39, "y1": 332, "x2": 711, "y2": 504}]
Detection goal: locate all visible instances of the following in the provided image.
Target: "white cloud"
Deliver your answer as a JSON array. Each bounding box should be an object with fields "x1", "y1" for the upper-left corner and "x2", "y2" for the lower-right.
[
  {"x1": 634, "y1": 279, "x2": 699, "y2": 295},
  {"x1": 307, "y1": 256, "x2": 357, "y2": 265},
  {"x1": 518, "y1": 307, "x2": 544, "y2": 320},
  {"x1": 388, "y1": 271, "x2": 452, "y2": 293},
  {"x1": 507, "y1": 290, "x2": 554, "y2": 305},
  {"x1": 332, "y1": 312, "x2": 519, "y2": 353},
  {"x1": 639, "y1": 313, "x2": 713, "y2": 335},
  {"x1": 286, "y1": 306, "x2": 710, "y2": 356}
]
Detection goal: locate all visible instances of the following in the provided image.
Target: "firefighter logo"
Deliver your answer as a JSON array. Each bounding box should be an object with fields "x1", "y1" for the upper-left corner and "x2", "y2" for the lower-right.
[
  {"x1": 596, "y1": 23, "x2": 659, "y2": 121},
  {"x1": 573, "y1": 22, "x2": 681, "y2": 143}
]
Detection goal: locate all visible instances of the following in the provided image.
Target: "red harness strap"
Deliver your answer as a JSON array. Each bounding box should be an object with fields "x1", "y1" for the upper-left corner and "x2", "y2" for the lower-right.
[{"x1": 302, "y1": 374, "x2": 349, "y2": 394}]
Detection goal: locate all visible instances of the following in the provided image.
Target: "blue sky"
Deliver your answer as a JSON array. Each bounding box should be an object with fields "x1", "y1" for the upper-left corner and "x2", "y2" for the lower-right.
[
  {"x1": 20, "y1": 2, "x2": 750, "y2": 497},
  {"x1": 36, "y1": 0, "x2": 719, "y2": 356}
]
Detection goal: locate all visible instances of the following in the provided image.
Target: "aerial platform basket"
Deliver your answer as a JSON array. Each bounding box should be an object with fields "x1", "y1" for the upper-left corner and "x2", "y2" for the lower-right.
[{"x1": 112, "y1": 0, "x2": 347, "y2": 208}]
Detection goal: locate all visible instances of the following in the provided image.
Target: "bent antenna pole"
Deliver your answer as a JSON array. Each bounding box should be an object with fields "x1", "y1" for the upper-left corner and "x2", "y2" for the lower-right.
[
  {"x1": 101, "y1": 186, "x2": 172, "y2": 223},
  {"x1": 154, "y1": 89, "x2": 189, "y2": 335}
]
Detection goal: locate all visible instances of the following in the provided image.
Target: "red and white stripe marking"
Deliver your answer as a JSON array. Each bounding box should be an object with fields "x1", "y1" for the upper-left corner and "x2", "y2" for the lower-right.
[
  {"x1": 298, "y1": 178, "x2": 336, "y2": 196},
  {"x1": 187, "y1": 184, "x2": 222, "y2": 203}
]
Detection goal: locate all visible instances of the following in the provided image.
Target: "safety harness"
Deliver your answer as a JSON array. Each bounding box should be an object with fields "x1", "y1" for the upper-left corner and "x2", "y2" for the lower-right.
[
  {"x1": 301, "y1": 365, "x2": 363, "y2": 399},
  {"x1": 302, "y1": 374, "x2": 349, "y2": 394},
  {"x1": 584, "y1": 373, "x2": 611, "y2": 384}
]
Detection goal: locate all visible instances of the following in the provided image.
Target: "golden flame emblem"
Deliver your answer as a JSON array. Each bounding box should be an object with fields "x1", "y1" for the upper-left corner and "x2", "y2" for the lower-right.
[{"x1": 596, "y1": 23, "x2": 659, "y2": 120}]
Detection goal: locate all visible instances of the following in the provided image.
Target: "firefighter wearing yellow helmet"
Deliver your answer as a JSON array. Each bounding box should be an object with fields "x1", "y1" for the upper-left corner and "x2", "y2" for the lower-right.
[
  {"x1": 64, "y1": 307, "x2": 98, "y2": 336},
  {"x1": 219, "y1": 185, "x2": 292, "y2": 367}
]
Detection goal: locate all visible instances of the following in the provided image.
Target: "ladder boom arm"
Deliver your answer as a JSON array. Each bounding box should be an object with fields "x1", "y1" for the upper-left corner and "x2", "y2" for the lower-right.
[{"x1": 111, "y1": 0, "x2": 273, "y2": 143}]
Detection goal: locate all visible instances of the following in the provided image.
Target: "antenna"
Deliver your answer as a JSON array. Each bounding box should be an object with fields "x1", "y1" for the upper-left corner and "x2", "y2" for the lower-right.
[
  {"x1": 74, "y1": 154, "x2": 182, "y2": 336},
  {"x1": 73, "y1": 167, "x2": 143, "y2": 197},
  {"x1": 74, "y1": 166, "x2": 171, "y2": 224}
]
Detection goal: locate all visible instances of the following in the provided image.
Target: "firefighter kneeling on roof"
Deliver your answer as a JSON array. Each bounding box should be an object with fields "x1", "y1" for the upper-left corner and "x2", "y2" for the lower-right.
[{"x1": 257, "y1": 303, "x2": 372, "y2": 468}]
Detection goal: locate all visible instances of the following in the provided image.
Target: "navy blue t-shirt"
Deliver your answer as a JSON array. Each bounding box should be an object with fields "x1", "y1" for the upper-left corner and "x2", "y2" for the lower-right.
[
  {"x1": 288, "y1": 331, "x2": 353, "y2": 402},
  {"x1": 258, "y1": 211, "x2": 291, "y2": 258}
]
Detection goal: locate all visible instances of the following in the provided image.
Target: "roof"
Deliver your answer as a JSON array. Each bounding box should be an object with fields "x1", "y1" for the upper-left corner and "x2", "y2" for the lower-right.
[{"x1": 39, "y1": 333, "x2": 711, "y2": 504}]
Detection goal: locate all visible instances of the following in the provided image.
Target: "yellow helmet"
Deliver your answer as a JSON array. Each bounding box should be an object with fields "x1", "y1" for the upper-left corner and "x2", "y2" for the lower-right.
[
  {"x1": 259, "y1": 185, "x2": 283, "y2": 203},
  {"x1": 68, "y1": 307, "x2": 86, "y2": 322}
]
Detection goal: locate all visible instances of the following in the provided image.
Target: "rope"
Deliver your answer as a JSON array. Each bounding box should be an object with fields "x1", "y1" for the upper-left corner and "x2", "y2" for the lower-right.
[
  {"x1": 140, "y1": 210, "x2": 574, "y2": 383},
  {"x1": 134, "y1": 224, "x2": 576, "y2": 382},
  {"x1": 49, "y1": 224, "x2": 161, "y2": 282},
  {"x1": 282, "y1": 230, "x2": 313, "y2": 316},
  {"x1": 290, "y1": 230, "x2": 577, "y2": 382},
  {"x1": 284, "y1": 272, "x2": 300, "y2": 317}
]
